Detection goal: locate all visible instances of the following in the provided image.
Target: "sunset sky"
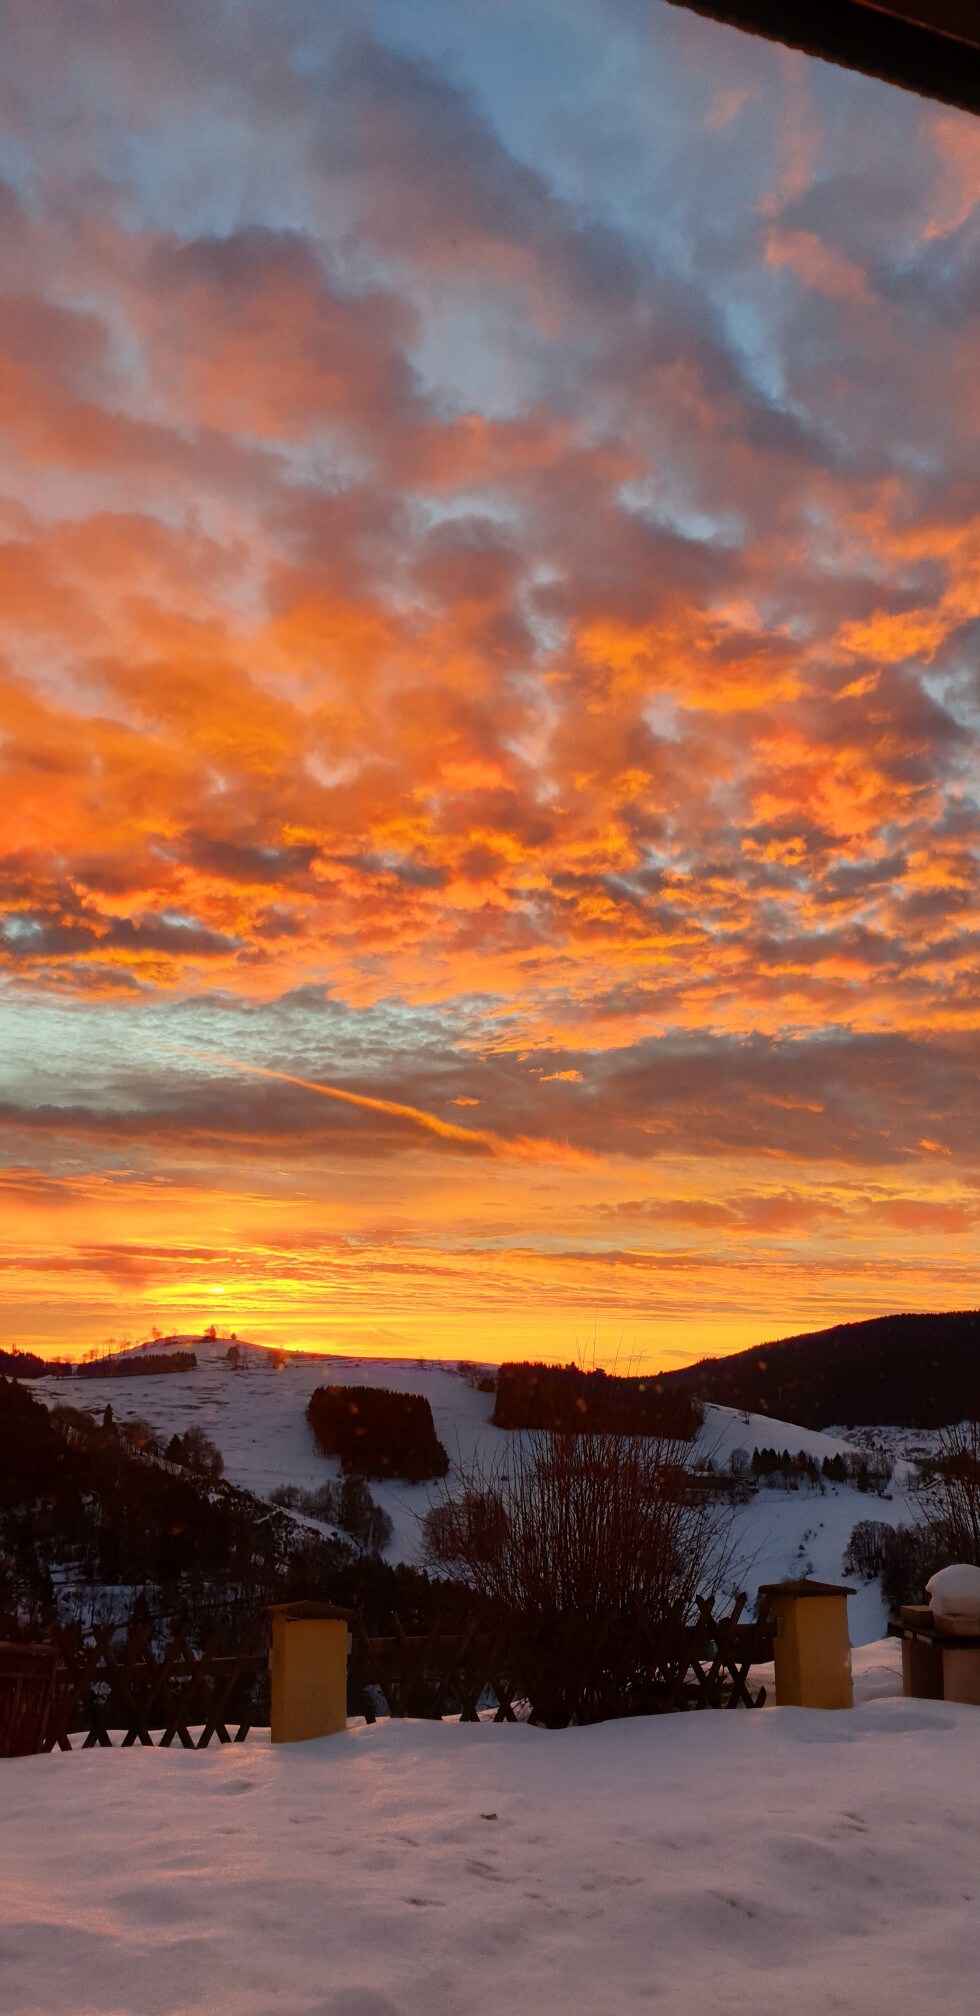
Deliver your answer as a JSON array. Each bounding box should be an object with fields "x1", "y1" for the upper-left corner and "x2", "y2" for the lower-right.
[{"x1": 1, "y1": 1, "x2": 978, "y2": 1366}]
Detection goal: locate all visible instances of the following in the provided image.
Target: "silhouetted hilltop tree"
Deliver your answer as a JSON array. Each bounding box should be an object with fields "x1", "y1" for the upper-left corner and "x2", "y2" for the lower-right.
[
  {"x1": 492, "y1": 1362, "x2": 703, "y2": 1439},
  {"x1": 661, "y1": 1310, "x2": 980, "y2": 1428},
  {"x1": 306, "y1": 1385, "x2": 449, "y2": 1482}
]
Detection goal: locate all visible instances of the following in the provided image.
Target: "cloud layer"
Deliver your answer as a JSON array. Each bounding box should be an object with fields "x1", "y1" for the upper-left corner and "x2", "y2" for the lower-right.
[{"x1": 0, "y1": 0, "x2": 977, "y2": 1358}]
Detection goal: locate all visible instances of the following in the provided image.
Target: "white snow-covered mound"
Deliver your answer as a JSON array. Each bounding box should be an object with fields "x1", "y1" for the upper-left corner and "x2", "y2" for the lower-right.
[
  {"x1": 35, "y1": 1346, "x2": 914, "y2": 1642},
  {"x1": 2, "y1": 1683, "x2": 977, "y2": 2016}
]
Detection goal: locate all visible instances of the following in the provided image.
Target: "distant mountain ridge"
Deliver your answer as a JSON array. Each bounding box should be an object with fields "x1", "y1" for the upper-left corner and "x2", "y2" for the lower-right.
[{"x1": 662, "y1": 1310, "x2": 980, "y2": 1428}]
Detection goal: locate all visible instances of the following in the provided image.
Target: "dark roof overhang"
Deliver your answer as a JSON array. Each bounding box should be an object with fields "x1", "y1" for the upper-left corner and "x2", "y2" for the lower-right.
[{"x1": 660, "y1": 3, "x2": 980, "y2": 115}]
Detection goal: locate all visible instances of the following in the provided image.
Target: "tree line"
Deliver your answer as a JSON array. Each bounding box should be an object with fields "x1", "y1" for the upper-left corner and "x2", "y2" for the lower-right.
[{"x1": 492, "y1": 1362, "x2": 704, "y2": 1439}]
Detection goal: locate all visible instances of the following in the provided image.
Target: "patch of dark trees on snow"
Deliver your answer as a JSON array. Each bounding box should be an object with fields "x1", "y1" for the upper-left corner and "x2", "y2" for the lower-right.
[
  {"x1": 661, "y1": 1310, "x2": 980, "y2": 1428},
  {"x1": 0, "y1": 1377, "x2": 457, "y2": 1646},
  {"x1": 457, "y1": 1360, "x2": 496, "y2": 1395},
  {"x1": 747, "y1": 1447, "x2": 891, "y2": 1493},
  {"x1": 306, "y1": 1385, "x2": 450, "y2": 1482},
  {"x1": 271, "y1": 1476, "x2": 393, "y2": 1554},
  {"x1": 492, "y1": 1362, "x2": 704, "y2": 1440},
  {"x1": 78, "y1": 1351, "x2": 196, "y2": 1379}
]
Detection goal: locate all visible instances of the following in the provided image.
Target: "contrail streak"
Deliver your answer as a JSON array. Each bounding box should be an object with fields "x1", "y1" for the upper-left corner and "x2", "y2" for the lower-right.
[{"x1": 165, "y1": 1047, "x2": 510, "y2": 1154}]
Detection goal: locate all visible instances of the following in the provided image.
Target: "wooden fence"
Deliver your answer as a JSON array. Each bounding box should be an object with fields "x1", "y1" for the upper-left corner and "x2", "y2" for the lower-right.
[
  {"x1": 349, "y1": 1592, "x2": 774, "y2": 1727},
  {"x1": 1, "y1": 1621, "x2": 268, "y2": 1751},
  {"x1": 0, "y1": 1641, "x2": 62, "y2": 1757},
  {"x1": 2, "y1": 1593, "x2": 774, "y2": 1753}
]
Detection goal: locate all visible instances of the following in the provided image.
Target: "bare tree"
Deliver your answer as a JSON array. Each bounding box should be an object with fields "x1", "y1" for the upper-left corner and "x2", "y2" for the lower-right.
[
  {"x1": 117, "y1": 1416, "x2": 160, "y2": 1457},
  {"x1": 928, "y1": 1420, "x2": 980, "y2": 1563},
  {"x1": 423, "y1": 1425, "x2": 737, "y2": 1627}
]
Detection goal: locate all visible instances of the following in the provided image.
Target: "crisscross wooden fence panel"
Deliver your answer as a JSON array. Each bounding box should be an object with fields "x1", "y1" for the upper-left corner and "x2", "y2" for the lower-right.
[
  {"x1": 3, "y1": 1593, "x2": 774, "y2": 1754},
  {"x1": 0, "y1": 1642, "x2": 62, "y2": 1757},
  {"x1": 1, "y1": 1621, "x2": 269, "y2": 1751},
  {"x1": 349, "y1": 1591, "x2": 774, "y2": 1727}
]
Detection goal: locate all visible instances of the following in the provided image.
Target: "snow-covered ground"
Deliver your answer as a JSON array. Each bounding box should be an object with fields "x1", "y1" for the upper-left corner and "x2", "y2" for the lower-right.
[
  {"x1": 2, "y1": 1654, "x2": 977, "y2": 2016},
  {"x1": 34, "y1": 1339, "x2": 921, "y2": 1643}
]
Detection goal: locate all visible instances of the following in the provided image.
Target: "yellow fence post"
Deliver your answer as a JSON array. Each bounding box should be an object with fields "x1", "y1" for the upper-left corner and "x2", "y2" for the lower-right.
[
  {"x1": 267, "y1": 1602, "x2": 351, "y2": 1743},
  {"x1": 759, "y1": 1579, "x2": 855, "y2": 1710}
]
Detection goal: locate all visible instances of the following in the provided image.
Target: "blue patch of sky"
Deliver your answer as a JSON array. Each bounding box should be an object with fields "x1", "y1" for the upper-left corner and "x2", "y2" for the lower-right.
[
  {"x1": 371, "y1": 0, "x2": 597, "y2": 167},
  {"x1": 410, "y1": 491, "x2": 524, "y2": 537},
  {"x1": 618, "y1": 477, "x2": 746, "y2": 552},
  {"x1": 0, "y1": 983, "x2": 530, "y2": 1112},
  {"x1": 0, "y1": 133, "x2": 34, "y2": 200},
  {"x1": 717, "y1": 297, "x2": 789, "y2": 409}
]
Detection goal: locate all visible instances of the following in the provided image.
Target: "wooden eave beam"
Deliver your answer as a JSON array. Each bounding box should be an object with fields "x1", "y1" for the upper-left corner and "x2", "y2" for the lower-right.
[{"x1": 660, "y1": 2, "x2": 980, "y2": 114}]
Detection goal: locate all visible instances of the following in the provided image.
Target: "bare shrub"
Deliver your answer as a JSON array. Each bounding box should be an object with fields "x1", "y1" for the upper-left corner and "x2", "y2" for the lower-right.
[
  {"x1": 845, "y1": 1427, "x2": 980, "y2": 1616},
  {"x1": 117, "y1": 1416, "x2": 160, "y2": 1457},
  {"x1": 843, "y1": 1519, "x2": 892, "y2": 1581},
  {"x1": 165, "y1": 1426, "x2": 224, "y2": 1481},
  {"x1": 269, "y1": 1483, "x2": 302, "y2": 1510},
  {"x1": 928, "y1": 1420, "x2": 980, "y2": 1563},
  {"x1": 270, "y1": 1475, "x2": 393, "y2": 1555},
  {"x1": 457, "y1": 1361, "x2": 497, "y2": 1395},
  {"x1": 48, "y1": 1403, "x2": 102, "y2": 1450},
  {"x1": 423, "y1": 1425, "x2": 736, "y2": 1627},
  {"x1": 336, "y1": 1475, "x2": 394, "y2": 1555}
]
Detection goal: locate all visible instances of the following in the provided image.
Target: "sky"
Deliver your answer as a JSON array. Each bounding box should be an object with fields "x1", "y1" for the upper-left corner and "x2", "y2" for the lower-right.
[{"x1": 0, "y1": 0, "x2": 978, "y2": 1367}]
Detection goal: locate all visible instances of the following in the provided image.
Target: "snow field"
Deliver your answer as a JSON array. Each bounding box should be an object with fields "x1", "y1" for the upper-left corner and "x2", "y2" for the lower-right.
[
  {"x1": 2, "y1": 1682, "x2": 978, "y2": 2016},
  {"x1": 35, "y1": 1341, "x2": 918, "y2": 1641}
]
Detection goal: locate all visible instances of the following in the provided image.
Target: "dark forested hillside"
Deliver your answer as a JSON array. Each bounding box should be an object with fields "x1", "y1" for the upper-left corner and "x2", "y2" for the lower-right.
[
  {"x1": 662, "y1": 1310, "x2": 980, "y2": 1428},
  {"x1": 0, "y1": 1378, "x2": 453, "y2": 1640}
]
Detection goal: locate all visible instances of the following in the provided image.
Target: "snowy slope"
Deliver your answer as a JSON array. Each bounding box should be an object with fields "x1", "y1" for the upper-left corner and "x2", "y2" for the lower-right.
[
  {"x1": 35, "y1": 1339, "x2": 917, "y2": 1642},
  {"x1": 2, "y1": 1678, "x2": 978, "y2": 2016}
]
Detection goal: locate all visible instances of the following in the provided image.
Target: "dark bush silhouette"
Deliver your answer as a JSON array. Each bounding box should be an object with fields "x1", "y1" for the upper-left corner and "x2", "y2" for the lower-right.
[
  {"x1": 270, "y1": 1475, "x2": 393, "y2": 1554},
  {"x1": 164, "y1": 1427, "x2": 224, "y2": 1480},
  {"x1": 423, "y1": 1422, "x2": 735, "y2": 1630},
  {"x1": 843, "y1": 1520, "x2": 949, "y2": 1614},
  {"x1": 306, "y1": 1385, "x2": 449, "y2": 1482},
  {"x1": 457, "y1": 1361, "x2": 497, "y2": 1395},
  {"x1": 928, "y1": 1420, "x2": 980, "y2": 1562},
  {"x1": 117, "y1": 1416, "x2": 160, "y2": 1457},
  {"x1": 492, "y1": 1362, "x2": 703, "y2": 1439}
]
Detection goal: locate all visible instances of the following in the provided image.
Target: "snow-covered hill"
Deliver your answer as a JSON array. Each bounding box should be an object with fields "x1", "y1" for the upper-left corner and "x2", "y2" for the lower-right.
[
  {"x1": 36, "y1": 1337, "x2": 918, "y2": 1642},
  {"x1": 3, "y1": 1670, "x2": 978, "y2": 2016}
]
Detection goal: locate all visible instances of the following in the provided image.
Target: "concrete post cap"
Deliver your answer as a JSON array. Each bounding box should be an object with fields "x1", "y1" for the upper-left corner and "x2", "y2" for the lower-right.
[
  {"x1": 758, "y1": 1579, "x2": 856, "y2": 1599},
  {"x1": 266, "y1": 1601, "x2": 354, "y2": 1623}
]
